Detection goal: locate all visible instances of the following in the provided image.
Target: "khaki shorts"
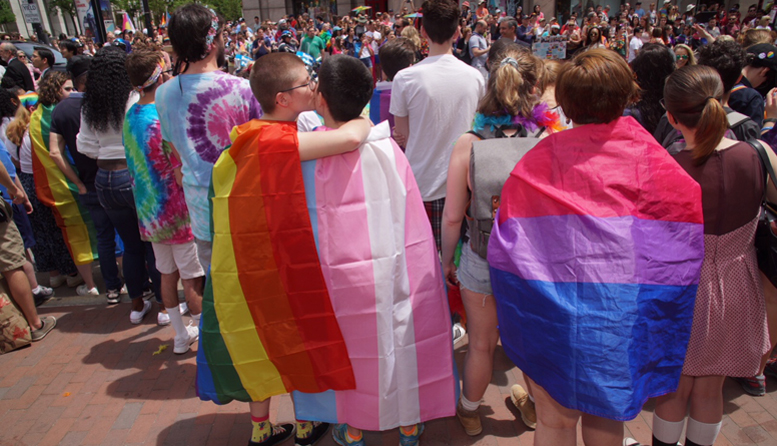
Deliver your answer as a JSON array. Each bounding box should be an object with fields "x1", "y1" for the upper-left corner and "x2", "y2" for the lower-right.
[
  {"x1": 0, "y1": 201, "x2": 27, "y2": 273},
  {"x1": 195, "y1": 238, "x2": 212, "y2": 273},
  {"x1": 152, "y1": 240, "x2": 205, "y2": 280}
]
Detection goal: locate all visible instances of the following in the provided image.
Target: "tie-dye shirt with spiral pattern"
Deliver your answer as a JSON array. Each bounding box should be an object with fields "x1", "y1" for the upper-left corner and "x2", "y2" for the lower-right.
[{"x1": 123, "y1": 103, "x2": 193, "y2": 244}]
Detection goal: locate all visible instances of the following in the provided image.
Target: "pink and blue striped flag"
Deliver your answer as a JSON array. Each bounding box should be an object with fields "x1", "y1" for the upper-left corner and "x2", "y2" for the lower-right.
[
  {"x1": 488, "y1": 116, "x2": 705, "y2": 420},
  {"x1": 291, "y1": 122, "x2": 458, "y2": 430}
]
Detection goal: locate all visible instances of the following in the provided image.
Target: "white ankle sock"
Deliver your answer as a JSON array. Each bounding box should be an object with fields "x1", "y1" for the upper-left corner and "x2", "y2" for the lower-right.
[
  {"x1": 686, "y1": 418, "x2": 721, "y2": 446},
  {"x1": 166, "y1": 307, "x2": 187, "y2": 339},
  {"x1": 460, "y1": 395, "x2": 480, "y2": 411},
  {"x1": 31, "y1": 285, "x2": 41, "y2": 294},
  {"x1": 191, "y1": 312, "x2": 201, "y2": 325},
  {"x1": 653, "y1": 413, "x2": 685, "y2": 445}
]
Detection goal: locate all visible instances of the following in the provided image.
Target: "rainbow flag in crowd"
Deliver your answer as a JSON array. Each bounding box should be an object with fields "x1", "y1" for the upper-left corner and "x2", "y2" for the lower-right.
[
  {"x1": 197, "y1": 120, "x2": 356, "y2": 404},
  {"x1": 122, "y1": 12, "x2": 136, "y2": 33},
  {"x1": 19, "y1": 92, "x2": 38, "y2": 111},
  {"x1": 488, "y1": 117, "x2": 705, "y2": 420},
  {"x1": 291, "y1": 122, "x2": 457, "y2": 430},
  {"x1": 368, "y1": 85, "x2": 394, "y2": 130},
  {"x1": 29, "y1": 104, "x2": 97, "y2": 265}
]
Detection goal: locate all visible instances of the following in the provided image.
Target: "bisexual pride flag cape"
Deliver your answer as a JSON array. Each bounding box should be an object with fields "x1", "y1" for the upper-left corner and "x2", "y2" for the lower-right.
[
  {"x1": 488, "y1": 117, "x2": 705, "y2": 420},
  {"x1": 368, "y1": 84, "x2": 394, "y2": 130},
  {"x1": 291, "y1": 122, "x2": 457, "y2": 430},
  {"x1": 30, "y1": 104, "x2": 97, "y2": 266},
  {"x1": 197, "y1": 120, "x2": 355, "y2": 404}
]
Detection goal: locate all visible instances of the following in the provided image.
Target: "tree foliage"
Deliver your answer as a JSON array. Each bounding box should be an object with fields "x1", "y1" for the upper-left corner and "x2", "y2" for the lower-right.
[
  {"x1": 112, "y1": 0, "x2": 242, "y2": 29},
  {"x1": 0, "y1": 0, "x2": 15, "y2": 25}
]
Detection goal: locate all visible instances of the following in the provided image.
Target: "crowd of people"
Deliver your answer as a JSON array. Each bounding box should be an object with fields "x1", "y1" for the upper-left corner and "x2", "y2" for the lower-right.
[{"x1": 1, "y1": 1, "x2": 777, "y2": 446}]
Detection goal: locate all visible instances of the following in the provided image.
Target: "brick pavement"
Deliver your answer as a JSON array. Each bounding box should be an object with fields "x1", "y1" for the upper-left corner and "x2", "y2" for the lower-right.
[{"x1": 1, "y1": 300, "x2": 777, "y2": 446}]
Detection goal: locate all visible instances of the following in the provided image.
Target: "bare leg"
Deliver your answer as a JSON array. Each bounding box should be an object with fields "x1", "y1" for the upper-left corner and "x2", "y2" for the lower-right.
[
  {"x1": 760, "y1": 272, "x2": 777, "y2": 373},
  {"x1": 655, "y1": 374, "x2": 694, "y2": 422},
  {"x1": 75, "y1": 262, "x2": 97, "y2": 289},
  {"x1": 21, "y1": 260, "x2": 38, "y2": 289},
  {"x1": 2, "y1": 267, "x2": 41, "y2": 329},
  {"x1": 460, "y1": 287, "x2": 500, "y2": 402},
  {"x1": 249, "y1": 399, "x2": 271, "y2": 418},
  {"x1": 580, "y1": 413, "x2": 623, "y2": 446},
  {"x1": 530, "y1": 377, "x2": 579, "y2": 446},
  {"x1": 160, "y1": 270, "x2": 180, "y2": 308},
  {"x1": 182, "y1": 275, "x2": 204, "y2": 315},
  {"x1": 688, "y1": 375, "x2": 726, "y2": 424}
]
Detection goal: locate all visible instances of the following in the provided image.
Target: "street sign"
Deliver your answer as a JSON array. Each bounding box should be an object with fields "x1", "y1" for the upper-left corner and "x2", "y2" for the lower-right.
[{"x1": 22, "y1": 2, "x2": 42, "y2": 24}]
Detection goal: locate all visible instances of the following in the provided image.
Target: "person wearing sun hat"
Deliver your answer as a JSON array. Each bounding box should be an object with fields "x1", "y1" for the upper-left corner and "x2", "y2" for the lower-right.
[{"x1": 729, "y1": 43, "x2": 777, "y2": 129}]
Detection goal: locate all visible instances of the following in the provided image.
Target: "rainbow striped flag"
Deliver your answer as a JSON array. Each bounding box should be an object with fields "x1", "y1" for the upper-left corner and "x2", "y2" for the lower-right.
[
  {"x1": 291, "y1": 122, "x2": 457, "y2": 430},
  {"x1": 368, "y1": 84, "x2": 394, "y2": 130},
  {"x1": 19, "y1": 92, "x2": 37, "y2": 111},
  {"x1": 488, "y1": 117, "x2": 705, "y2": 420},
  {"x1": 29, "y1": 104, "x2": 97, "y2": 266},
  {"x1": 197, "y1": 120, "x2": 356, "y2": 404}
]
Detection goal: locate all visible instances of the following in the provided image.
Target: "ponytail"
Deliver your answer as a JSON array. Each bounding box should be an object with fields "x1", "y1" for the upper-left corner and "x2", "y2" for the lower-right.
[
  {"x1": 478, "y1": 48, "x2": 544, "y2": 119},
  {"x1": 691, "y1": 97, "x2": 727, "y2": 164}
]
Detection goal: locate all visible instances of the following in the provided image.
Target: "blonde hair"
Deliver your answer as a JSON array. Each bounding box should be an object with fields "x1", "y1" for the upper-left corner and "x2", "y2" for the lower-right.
[
  {"x1": 742, "y1": 28, "x2": 774, "y2": 48},
  {"x1": 401, "y1": 26, "x2": 422, "y2": 50},
  {"x1": 6, "y1": 105, "x2": 29, "y2": 147},
  {"x1": 478, "y1": 47, "x2": 545, "y2": 119},
  {"x1": 663, "y1": 65, "x2": 726, "y2": 164},
  {"x1": 674, "y1": 44, "x2": 696, "y2": 65}
]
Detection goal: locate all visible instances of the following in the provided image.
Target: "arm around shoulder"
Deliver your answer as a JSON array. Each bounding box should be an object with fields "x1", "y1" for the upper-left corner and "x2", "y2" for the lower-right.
[{"x1": 297, "y1": 116, "x2": 371, "y2": 161}]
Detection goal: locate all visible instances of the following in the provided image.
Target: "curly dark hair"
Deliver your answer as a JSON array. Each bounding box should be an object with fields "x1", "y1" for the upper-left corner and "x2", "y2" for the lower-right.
[
  {"x1": 37, "y1": 71, "x2": 69, "y2": 107},
  {"x1": 697, "y1": 39, "x2": 746, "y2": 93},
  {"x1": 630, "y1": 43, "x2": 675, "y2": 134},
  {"x1": 83, "y1": 45, "x2": 132, "y2": 133},
  {"x1": 0, "y1": 88, "x2": 18, "y2": 119}
]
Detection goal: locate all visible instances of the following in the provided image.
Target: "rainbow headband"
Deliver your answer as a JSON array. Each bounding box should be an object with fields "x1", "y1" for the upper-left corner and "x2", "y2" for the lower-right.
[
  {"x1": 134, "y1": 63, "x2": 163, "y2": 92},
  {"x1": 202, "y1": 8, "x2": 219, "y2": 59}
]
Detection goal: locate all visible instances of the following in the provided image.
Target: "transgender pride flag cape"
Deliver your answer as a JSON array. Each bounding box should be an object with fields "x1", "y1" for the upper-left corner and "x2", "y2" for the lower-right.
[
  {"x1": 30, "y1": 103, "x2": 97, "y2": 266},
  {"x1": 292, "y1": 122, "x2": 457, "y2": 430},
  {"x1": 488, "y1": 117, "x2": 705, "y2": 420},
  {"x1": 197, "y1": 120, "x2": 355, "y2": 404}
]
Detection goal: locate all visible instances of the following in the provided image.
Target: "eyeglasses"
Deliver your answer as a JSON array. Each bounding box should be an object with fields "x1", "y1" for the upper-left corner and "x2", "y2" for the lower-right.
[
  {"x1": 659, "y1": 98, "x2": 666, "y2": 109},
  {"x1": 676, "y1": 54, "x2": 688, "y2": 60},
  {"x1": 278, "y1": 77, "x2": 318, "y2": 93}
]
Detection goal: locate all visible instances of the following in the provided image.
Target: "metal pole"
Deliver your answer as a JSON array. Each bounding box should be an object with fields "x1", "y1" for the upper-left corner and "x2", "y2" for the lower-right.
[{"x1": 141, "y1": 0, "x2": 152, "y2": 33}]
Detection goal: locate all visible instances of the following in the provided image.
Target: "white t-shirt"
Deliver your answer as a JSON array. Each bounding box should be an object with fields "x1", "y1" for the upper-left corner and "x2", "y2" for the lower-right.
[
  {"x1": 18, "y1": 131, "x2": 32, "y2": 175},
  {"x1": 365, "y1": 31, "x2": 381, "y2": 53},
  {"x1": 390, "y1": 54, "x2": 485, "y2": 201},
  {"x1": 628, "y1": 36, "x2": 643, "y2": 63}
]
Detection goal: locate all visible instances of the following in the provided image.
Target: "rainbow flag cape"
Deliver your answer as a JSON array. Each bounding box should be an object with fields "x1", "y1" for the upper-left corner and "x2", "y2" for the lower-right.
[
  {"x1": 29, "y1": 104, "x2": 97, "y2": 266},
  {"x1": 197, "y1": 120, "x2": 355, "y2": 404},
  {"x1": 368, "y1": 84, "x2": 394, "y2": 130},
  {"x1": 291, "y1": 122, "x2": 457, "y2": 430},
  {"x1": 122, "y1": 12, "x2": 137, "y2": 33},
  {"x1": 488, "y1": 117, "x2": 705, "y2": 420},
  {"x1": 19, "y1": 92, "x2": 38, "y2": 111}
]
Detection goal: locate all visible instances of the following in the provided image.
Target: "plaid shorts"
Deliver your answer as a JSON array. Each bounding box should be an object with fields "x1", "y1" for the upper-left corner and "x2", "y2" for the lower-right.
[{"x1": 424, "y1": 197, "x2": 445, "y2": 252}]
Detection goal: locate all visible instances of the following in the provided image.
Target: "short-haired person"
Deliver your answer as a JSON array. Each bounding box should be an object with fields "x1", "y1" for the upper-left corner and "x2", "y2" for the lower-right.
[
  {"x1": 59, "y1": 40, "x2": 78, "y2": 60},
  {"x1": 123, "y1": 49, "x2": 202, "y2": 353},
  {"x1": 390, "y1": 0, "x2": 485, "y2": 252},
  {"x1": 730, "y1": 43, "x2": 777, "y2": 128},
  {"x1": 31, "y1": 47, "x2": 54, "y2": 81},
  {"x1": 370, "y1": 37, "x2": 415, "y2": 129},
  {"x1": 469, "y1": 20, "x2": 490, "y2": 78},
  {"x1": 196, "y1": 51, "x2": 371, "y2": 446},
  {"x1": 0, "y1": 43, "x2": 34, "y2": 91},
  {"x1": 301, "y1": 26, "x2": 326, "y2": 60},
  {"x1": 644, "y1": 64, "x2": 776, "y2": 446},
  {"x1": 290, "y1": 53, "x2": 458, "y2": 446},
  {"x1": 499, "y1": 18, "x2": 519, "y2": 41},
  {"x1": 488, "y1": 49, "x2": 705, "y2": 446}
]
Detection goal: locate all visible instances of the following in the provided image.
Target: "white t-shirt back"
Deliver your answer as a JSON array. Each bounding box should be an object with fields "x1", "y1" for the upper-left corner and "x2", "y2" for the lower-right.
[
  {"x1": 390, "y1": 54, "x2": 485, "y2": 201},
  {"x1": 628, "y1": 36, "x2": 643, "y2": 63}
]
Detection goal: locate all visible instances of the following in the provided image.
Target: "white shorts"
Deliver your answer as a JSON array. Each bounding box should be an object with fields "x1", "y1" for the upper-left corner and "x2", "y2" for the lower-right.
[{"x1": 152, "y1": 241, "x2": 205, "y2": 280}]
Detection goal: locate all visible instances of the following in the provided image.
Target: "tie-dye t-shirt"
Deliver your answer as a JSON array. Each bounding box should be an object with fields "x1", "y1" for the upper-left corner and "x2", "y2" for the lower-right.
[
  {"x1": 155, "y1": 71, "x2": 262, "y2": 241},
  {"x1": 123, "y1": 103, "x2": 193, "y2": 244}
]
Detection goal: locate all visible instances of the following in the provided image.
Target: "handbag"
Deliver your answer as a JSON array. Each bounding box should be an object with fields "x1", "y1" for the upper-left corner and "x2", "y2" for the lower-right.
[
  {"x1": 0, "y1": 280, "x2": 31, "y2": 354},
  {"x1": 748, "y1": 139, "x2": 777, "y2": 288}
]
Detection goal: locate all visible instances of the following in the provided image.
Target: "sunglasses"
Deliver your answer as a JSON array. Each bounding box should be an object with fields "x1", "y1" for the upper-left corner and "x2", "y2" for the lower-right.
[{"x1": 676, "y1": 54, "x2": 688, "y2": 60}]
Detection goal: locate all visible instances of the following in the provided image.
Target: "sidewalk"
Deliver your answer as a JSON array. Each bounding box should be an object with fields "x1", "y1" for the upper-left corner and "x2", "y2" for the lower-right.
[{"x1": 1, "y1": 298, "x2": 777, "y2": 446}]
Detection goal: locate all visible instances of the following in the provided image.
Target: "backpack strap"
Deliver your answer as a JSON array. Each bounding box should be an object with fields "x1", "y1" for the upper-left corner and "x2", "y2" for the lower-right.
[
  {"x1": 747, "y1": 139, "x2": 777, "y2": 200},
  {"x1": 467, "y1": 130, "x2": 485, "y2": 139},
  {"x1": 727, "y1": 110, "x2": 750, "y2": 128}
]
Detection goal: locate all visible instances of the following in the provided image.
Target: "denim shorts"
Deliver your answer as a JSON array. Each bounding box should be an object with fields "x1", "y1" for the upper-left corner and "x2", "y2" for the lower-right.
[{"x1": 457, "y1": 241, "x2": 492, "y2": 295}]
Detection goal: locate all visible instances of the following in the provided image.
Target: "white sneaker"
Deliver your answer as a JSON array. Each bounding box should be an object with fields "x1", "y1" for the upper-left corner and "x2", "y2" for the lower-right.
[
  {"x1": 453, "y1": 322, "x2": 466, "y2": 346},
  {"x1": 623, "y1": 438, "x2": 643, "y2": 446},
  {"x1": 76, "y1": 285, "x2": 99, "y2": 296},
  {"x1": 130, "y1": 300, "x2": 152, "y2": 324},
  {"x1": 157, "y1": 311, "x2": 171, "y2": 326},
  {"x1": 174, "y1": 323, "x2": 199, "y2": 354},
  {"x1": 66, "y1": 274, "x2": 84, "y2": 288},
  {"x1": 49, "y1": 275, "x2": 66, "y2": 288},
  {"x1": 179, "y1": 302, "x2": 189, "y2": 315},
  {"x1": 120, "y1": 285, "x2": 128, "y2": 294}
]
